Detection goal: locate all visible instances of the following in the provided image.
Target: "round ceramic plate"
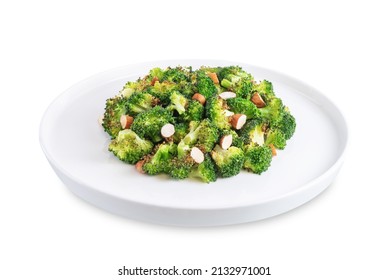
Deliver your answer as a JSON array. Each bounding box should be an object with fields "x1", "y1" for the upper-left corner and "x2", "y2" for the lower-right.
[{"x1": 40, "y1": 60, "x2": 348, "y2": 226}]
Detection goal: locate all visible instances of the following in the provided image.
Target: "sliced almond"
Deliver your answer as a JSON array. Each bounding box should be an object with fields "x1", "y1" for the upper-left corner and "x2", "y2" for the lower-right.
[
  {"x1": 161, "y1": 123, "x2": 175, "y2": 138},
  {"x1": 219, "y1": 91, "x2": 236, "y2": 100},
  {"x1": 135, "y1": 160, "x2": 145, "y2": 174},
  {"x1": 120, "y1": 115, "x2": 134, "y2": 129},
  {"x1": 150, "y1": 76, "x2": 159, "y2": 86},
  {"x1": 192, "y1": 93, "x2": 206, "y2": 105},
  {"x1": 230, "y1": 114, "x2": 247, "y2": 130},
  {"x1": 98, "y1": 115, "x2": 104, "y2": 125},
  {"x1": 208, "y1": 72, "x2": 219, "y2": 84},
  {"x1": 251, "y1": 93, "x2": 266, "y2": 108},
  {"x1": 220, "y1": 134, "x2": 233, "y2": 150},
  {"x1": 190, "y1": 147, "x2": 204, "y2": 164},
  {"x1": 224, "y1": 110, "x2": 235, "y2": 117}
]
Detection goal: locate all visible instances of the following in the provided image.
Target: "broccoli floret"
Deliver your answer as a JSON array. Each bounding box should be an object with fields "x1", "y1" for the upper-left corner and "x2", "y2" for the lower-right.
[
  {"x1": 276, "y1": 110, "x2": 296, "y2": 140},
  {"x1": 168, "y1": 91, "x2": 188, "y2": 115},
  {"x1": 172, "y1": 122, "x2": 189, "y2": 144},
  {"x1": 108, "y1": 129, "x2": 153, "y2": 164},
  {"x1": 119, "y1": 79, "x2": 148, "y2": 98},
  {"x1": 240, "y1": 119, "x2": 266, "y2": 146},
  {"x1": 131, "y1": 106, "x2": 174, "y2": 143},
  {"x1": 226, "y1": 97, "x2": 259, "y2": 119},
  {"x1": 102, "y1": 96, "x2": 128, "y2": 138},
  {"x1": 257, "y1": 97, "x2": 284, "y2": 125},
  {"x1": 205, "y1": 96, "x2": 232, "y2": 130},
  {"x1": 177, "y1": 121, "x2": 200, "y2": 157},
  {"x1": 180, "y1": 100, "x2": 204, "y2": 122},
  {"x1": 243, "y1": 145, "x2": 272, "y2": 174},
  {"x1": 253, "y1": 80, "x2": 275, "y2": 100},
  {"x1": 148, "y1": 67, "x2": 164, "y2": 81},
  {"x1": 195, "y1": 119, "x2": 219, "y2": 152},
  {"x1": 199, "y1": 66, "x2": 223, "y2": 75},
  {"x1": 190, "y1": 154, "x2": 217, "y2": 183},
  {"x1": 127, "y1": 92, "x2": 159, "y2": 115},
  {"x1": 177, "y1": 119, "x2": 218, "y2": 156},
  {"x1": 162, "y1": 66, "x2": 191, "y2": 83},
  {"x1": 168, "y1": 155, "x2": 195, "y2": 179},
  {"x1": 143, "y1": 142, "x2": 177, "y2": 175},
  {"x1": 219, "y1": 66, "x2": 254, "y2": 99},
  {"x1": 195, "y1": 71, "x2": 217, "y2": 99},
  {"x1": 148, "y1": 80, "x2": 178, "y2": 105},
  {"x1": 265, "y1": 129, "x2": 287, "y2": 150},
  {"x1": 211, "y1": 145, "x2": 244, "y2": 178}
]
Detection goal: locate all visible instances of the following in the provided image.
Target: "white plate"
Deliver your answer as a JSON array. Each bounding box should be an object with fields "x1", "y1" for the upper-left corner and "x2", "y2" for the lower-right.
[{"x1": 39, "y1": 60, "x2": 348, "y2": 226}]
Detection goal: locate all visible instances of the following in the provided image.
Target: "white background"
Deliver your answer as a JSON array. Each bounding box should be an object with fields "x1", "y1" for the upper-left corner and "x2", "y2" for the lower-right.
[{"x1": 1, "y1": 0, "x2": 388, "y2": 279}]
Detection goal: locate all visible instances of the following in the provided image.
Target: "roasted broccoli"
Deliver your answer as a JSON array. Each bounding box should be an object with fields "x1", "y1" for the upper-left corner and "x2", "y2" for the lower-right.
[
  {"x1": 226, "y1": 97, "x2": 259, "y2": 119},
  {"x1": 172, "y1": 122, "x2": 189, "y2": 144},
  {"x1": 219, "y1": 66, "x2": 254, "y2": 99},
  {"x1": 119, "y1": 79, "x2": 148, "y2": 98},
  {"x1": 148, "y1": 80, "x2": 178, "y2": 105},
  {"x1": 108, "y1": 129, "x2": 153, "y2": 164},
  {"x1": 276, "y1": 110, "x2": 296, "y2": 140},
  {"x1": 265, "y1": 128, "x2": 287, "y2": 149},
  {"x1": 127, "y1": 92, "x2": 159, "y2": 115},
  {"x1": 195, "y1": 71, "x2": 217, "y2": 99},
  {"x1": 240, "y1": 119, "x2": 266, "y2": 146},
  {"x1": 169, "y1": 155, "x2": 195, "y2": 179},
  {"x1": 131, "y1": 106, "x2": 174, "y2": 143},
  {"x1": 143, "y1": 142, "x2": 177, "y2": 175},
  {"x1": 190, "y1": 154, "x2": 217, "y2": 183},
  {"x1": 205, "y1": 96, "x2": 232, "y2": 130},
  {"x1": 244, "y1": 145, "x2": 272, "y2": 174},
  {"x1": 168, "y1": 91, "x2": 188, "y2": 115},
  {"x1": 102, "y1": 96, "x2": 128, "y2": 138},
  {"x1": 257, "y1": 97, "x2": 284, "y2": 125},
  {"x1": 180, "y1": 100, "x2": 204, "y2": 122},
  {"x1": 162, "y1": 66, "x2": 191, "y2": 83},
  {"x1": 177, "y1": 119, "x2": 219, "y2": 157},
  {"x1": 102, "y1": 65, "x2": 296, "y2": 183},
  {"x1": 253, "y1": 80, "x2": 275, "y2": 101},
  {"x1": 211, "y1": 145, "x2": 245, "y2": 178}
]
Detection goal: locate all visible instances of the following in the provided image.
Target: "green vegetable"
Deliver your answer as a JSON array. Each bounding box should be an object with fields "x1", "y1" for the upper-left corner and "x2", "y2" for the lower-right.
[
  {"x1": 143, "y1": 142, "x2": 177, "y2": 175},
  {"x1": 205, "y1": 96, "x2": 231, "y2": 130},
  {"x1": 102, "y1": 96, "x2": 128, "y2": 138},
  {"x1": 101, "y1": 65, "x2": 296, "y2": 183},
  {"x1": 127, "y1": 92, "x2": 159, "y2": 115},
  {"x1": 244, "y1": 145, "x2": 272, "y2": 174},
  {"x1": 227, "y1": 97, "x2": 259, "y2": 119},
  {"x1": 131, "y1": 106, "x2": 174, "y2": 142},
  {"x1": 108, "y1": 129, "x2": 153, "y2": 164},
  {"x1": 211, "y1": 145, "x2": 245, "y2": 178},
  {"x1": 190, "y1": 154, "x2": 217, "y2": 183}
]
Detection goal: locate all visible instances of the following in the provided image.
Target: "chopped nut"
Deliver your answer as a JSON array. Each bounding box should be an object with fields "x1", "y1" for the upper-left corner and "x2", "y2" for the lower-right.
[
  {"x1": 219, "y1": 91, "x2": 236, "y2": 100},
  {"x1": 190, "y1": 147, "x2": 204, "y2": 164},
  {"x1": 269, "y1": 144, "x2": 277, "y2": 156},
  {"x1": 230, "y1": 114, "x2": 247, "y2": 130},
  {"x1": 208, "y1": 72, "x2": 219, "y2": 84},
  {"x1": 120, "y1": 115, "x2": 134, "y2": 129},
  {"x1": 135, "y1": 160, "x2": 145, "y2": 174},
  {"x1": 161, "y1": 123, "x2": 175, "y2": 138},
  {"x1": 192, "y1": 93, "x2": 206, "y2": 105},
  {"x1": 251, "y1": 93, "x2": 266, "y2": 108},
  {"x1": 150, "y1": 76, "x2": 159, "y2": 86},
  {"x1": 220, "y1": 134, "x2": 233, "y2": 150}
]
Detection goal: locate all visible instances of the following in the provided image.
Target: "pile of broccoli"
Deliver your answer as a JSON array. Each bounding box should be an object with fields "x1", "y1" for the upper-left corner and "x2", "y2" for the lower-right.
[{"x1": 101, "y1": 66, "x2": 296, "y2": 183}]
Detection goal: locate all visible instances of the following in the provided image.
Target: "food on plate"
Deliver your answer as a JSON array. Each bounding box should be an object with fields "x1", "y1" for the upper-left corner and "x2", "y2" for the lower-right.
[{"x1": 101, "y1": 66, "x2": 296, "y2": 183}]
